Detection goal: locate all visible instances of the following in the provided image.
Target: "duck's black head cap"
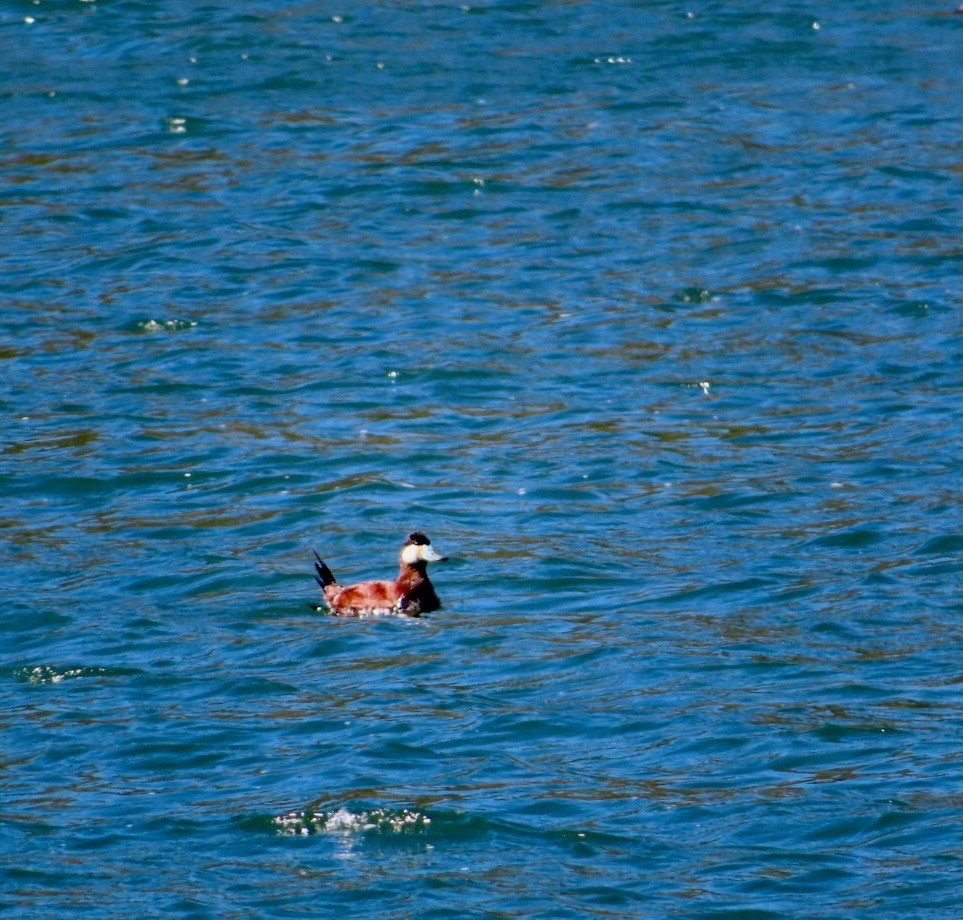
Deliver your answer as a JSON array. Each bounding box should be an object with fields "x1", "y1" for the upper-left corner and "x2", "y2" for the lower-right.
[{"x1": 405, "y1": 531, "x2": 431, "y2": 546}]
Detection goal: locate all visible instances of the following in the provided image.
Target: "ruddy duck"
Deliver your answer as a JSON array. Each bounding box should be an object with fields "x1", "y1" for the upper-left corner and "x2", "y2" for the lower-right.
[{"x1": 313, "y1": 531, "x2": 447, "y2": 617}]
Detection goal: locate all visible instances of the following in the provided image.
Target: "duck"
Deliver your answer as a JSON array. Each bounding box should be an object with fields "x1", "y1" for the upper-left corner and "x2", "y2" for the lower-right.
[{"x1": 313, "y1": 531, "x2": 447, "y2": 617}]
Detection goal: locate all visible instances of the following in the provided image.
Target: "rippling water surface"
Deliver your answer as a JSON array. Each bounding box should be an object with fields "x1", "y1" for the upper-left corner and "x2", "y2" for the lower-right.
[{"x1": 2, "y1": 2, "x2": 961, "y2": 917}]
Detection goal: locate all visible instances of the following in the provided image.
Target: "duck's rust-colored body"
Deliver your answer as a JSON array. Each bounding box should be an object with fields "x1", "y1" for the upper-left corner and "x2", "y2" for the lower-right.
[{"x1": 313, "y1": 531, "x2": 447, "y2": 617}]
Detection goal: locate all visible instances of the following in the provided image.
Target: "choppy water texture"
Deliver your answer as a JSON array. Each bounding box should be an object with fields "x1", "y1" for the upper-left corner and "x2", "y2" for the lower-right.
[{"x1": 2, "y1": 1, "x2": 961, "y2": 917}]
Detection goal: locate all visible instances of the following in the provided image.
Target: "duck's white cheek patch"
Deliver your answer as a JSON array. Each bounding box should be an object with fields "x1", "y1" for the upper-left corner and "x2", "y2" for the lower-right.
[{"x1": 401, "y1": 544, "x2": 422, "y2": 565}]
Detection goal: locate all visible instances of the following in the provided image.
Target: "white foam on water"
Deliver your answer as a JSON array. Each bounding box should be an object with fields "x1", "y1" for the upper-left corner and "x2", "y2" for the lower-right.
[{"x1": 273, "y1": 806, "x2": 431, "y2": 838}]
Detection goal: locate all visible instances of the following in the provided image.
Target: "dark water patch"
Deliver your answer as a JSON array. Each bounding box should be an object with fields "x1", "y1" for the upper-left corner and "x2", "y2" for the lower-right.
[
  {"x1": 913, "y1": 533, "x2": 963, "y2": 556},
  {"x1": 808, "y1": 527, "x2": 888, "y2": 550},
  {"x1": 654, "y1": 576, "x2": 782, "y2": 606},
  {"x1": 901, "y1": 559, "x2": 963, "y2": 580}
]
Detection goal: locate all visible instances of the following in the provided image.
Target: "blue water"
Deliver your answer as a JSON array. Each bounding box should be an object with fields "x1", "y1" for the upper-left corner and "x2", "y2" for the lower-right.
[{"x1": 2, "y1": 1, "x2": 961, "y2": 916}]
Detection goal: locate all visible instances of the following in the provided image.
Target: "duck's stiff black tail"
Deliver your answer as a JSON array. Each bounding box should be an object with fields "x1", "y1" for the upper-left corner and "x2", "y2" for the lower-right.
[{"x1": 313, "y1": 551, "x2": 337, "y2": 589}]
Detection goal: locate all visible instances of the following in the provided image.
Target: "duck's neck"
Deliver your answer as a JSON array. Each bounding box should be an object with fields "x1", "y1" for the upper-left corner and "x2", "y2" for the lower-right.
[{"x1": 398, "y1": 561, "x2": 429, "y2": 585}]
